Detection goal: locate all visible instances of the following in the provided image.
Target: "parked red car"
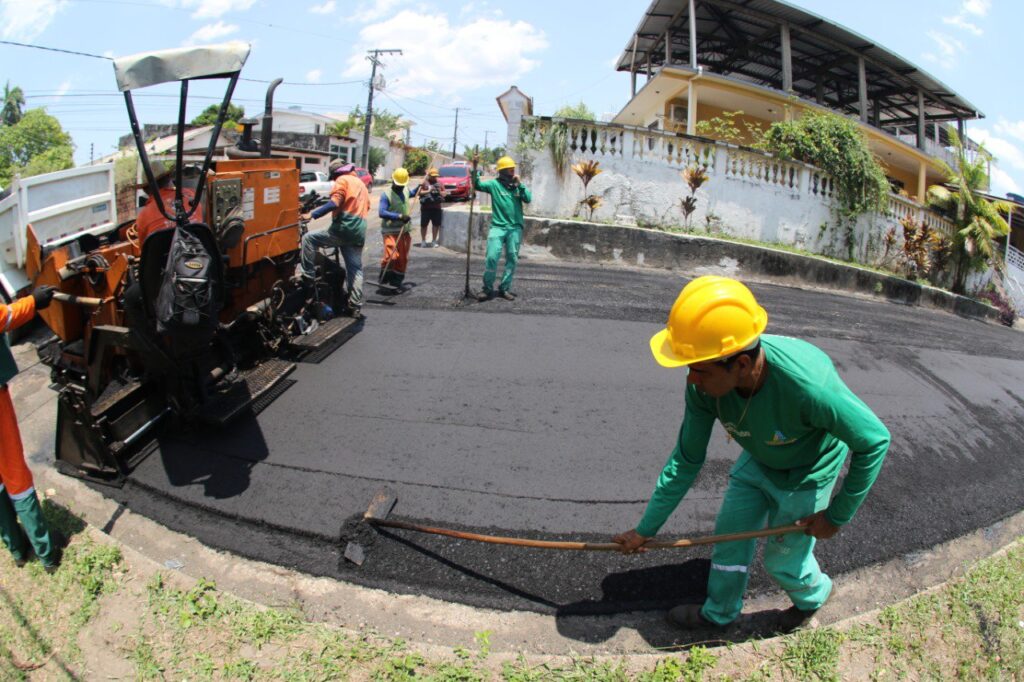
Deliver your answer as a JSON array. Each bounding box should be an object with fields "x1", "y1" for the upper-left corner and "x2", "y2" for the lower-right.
[
  {"x1": 438, "y1": 164, "x2": 471, "y2": 200},
  {"x1": 353, "y1": 167, "x2": 373, "y2": 192}
]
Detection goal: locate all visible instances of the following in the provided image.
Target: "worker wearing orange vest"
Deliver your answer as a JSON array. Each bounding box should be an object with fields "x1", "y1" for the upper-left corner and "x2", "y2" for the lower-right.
[
  {"x1": 0, "y1": 286, "x2": 64, "y2": 572},
  {"x1": 134, "y1": 161, "x2": 204, "y2": 243}
]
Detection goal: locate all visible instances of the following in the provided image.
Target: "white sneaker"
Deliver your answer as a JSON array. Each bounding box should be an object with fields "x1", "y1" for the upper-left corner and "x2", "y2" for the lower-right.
[
  {"x1": 420, "y1": 241, "x2": 427, "y2": 248},
  {"x1": 431, "y1": 241, "x2": 439, "y2": 248}
]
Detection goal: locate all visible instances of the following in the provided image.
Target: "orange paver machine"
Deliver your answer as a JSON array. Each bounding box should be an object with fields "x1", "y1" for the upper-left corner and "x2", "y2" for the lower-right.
[{"x1": 27, "y1": 43, "x2": 356, "y2": 483}]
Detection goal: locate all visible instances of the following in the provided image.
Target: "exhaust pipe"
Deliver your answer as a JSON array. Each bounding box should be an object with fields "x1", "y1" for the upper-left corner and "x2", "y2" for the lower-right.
[{"x1": 260, "y1": 78, "x2": 283, "y2": 158}]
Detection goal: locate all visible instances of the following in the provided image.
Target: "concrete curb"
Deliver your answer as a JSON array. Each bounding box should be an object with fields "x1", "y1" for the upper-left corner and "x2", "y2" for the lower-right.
[{"x1": 440, "y1": 210, "x2": 1003, "y2": 325}]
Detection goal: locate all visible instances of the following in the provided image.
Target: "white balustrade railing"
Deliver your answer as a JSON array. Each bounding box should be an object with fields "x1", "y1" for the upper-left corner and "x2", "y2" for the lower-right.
[
  {"x1": 887, "y1": 193, "x2": 956, "y2": 238},
  {"x1": 521, "y1": 116, "x2": 953, "y2": 232},
  {"x1": 1006, "y1": 243, "x2": 1024, "y2": 271}
]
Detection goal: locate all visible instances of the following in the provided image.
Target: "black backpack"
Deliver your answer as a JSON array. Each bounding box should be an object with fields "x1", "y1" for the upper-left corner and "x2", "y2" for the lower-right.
[{"x1": 155, "y1": 226, "x2": 219, "y2": 334}]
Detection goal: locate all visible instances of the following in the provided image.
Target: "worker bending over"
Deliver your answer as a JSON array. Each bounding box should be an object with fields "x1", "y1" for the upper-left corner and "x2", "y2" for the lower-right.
[
  {"x1": 301, "y1": 160, "x2": 369, "y2": 319},
  {"x1": 472, "y1": 155, "x2": 531, "y2": 301},
  {"x1": 378, "y1": 167, "x2": 418, "y2": 290},
  {"x1": 0, "y1": 286, "x2": 64, "y2": 572},
  {"x1": 614, "y1": 276, "x2": 890, "y2": 632}
]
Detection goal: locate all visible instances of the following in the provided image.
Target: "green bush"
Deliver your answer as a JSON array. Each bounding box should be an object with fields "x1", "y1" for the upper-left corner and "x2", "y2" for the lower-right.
[
  {"x1": 404, "y1": 147, "x2": 430, "y2": 176},
  {"x1": 759, "y1": 111, "x2": 889, "y2": 217}
]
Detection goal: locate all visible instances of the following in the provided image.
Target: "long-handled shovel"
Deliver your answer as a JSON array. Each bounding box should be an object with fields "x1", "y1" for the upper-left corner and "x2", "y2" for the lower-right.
[
  {"x1": 344, "y1": 490, "x2": 802, "y2": 565},
  {"x1": 463, "y1": 149, "x2": 479, "y2": 300}
]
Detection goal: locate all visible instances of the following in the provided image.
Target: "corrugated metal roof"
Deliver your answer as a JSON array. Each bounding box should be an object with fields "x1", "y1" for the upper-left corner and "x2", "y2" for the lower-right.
[{"x1": 616, "y1": 0, "x2": 982, "y2": 124}]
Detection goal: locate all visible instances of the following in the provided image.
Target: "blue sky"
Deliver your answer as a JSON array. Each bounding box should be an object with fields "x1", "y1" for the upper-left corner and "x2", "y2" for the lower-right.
[{"x1": 2, "y1": 0, "x2": 1021, "y2": 196}]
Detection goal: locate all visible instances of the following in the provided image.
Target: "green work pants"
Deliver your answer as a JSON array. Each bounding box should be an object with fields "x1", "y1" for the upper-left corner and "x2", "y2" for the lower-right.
[
  {"x1": 0, "y1": 487, "x2": 56, "y2": 566},
  {"x1": 701, "y1": 454, "x2": 837, "y2": 626},
  {"x1": 482, "y1": 225, "x2": 522, "y2": 294}
]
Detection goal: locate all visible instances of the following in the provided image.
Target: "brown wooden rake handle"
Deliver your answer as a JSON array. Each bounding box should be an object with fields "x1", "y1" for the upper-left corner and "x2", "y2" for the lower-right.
[
  {"x1": 366, "y1": 518, "x2": 804, "y2": 551},
  {"x1": 53, "y1": 292, "x2": 104, "y2": 307}
]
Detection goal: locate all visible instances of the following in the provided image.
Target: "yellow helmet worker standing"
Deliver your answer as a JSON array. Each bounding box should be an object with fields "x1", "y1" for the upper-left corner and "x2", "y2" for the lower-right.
[
  {"x1": 615, "y1": 275, "x2": 890, "y2": 633},
  {"x1": 378, "y1": 167, "x2": 416, "y2": 289},
  {"x1": 471, "y1": 153, "x2": 531, "y2": 301}
]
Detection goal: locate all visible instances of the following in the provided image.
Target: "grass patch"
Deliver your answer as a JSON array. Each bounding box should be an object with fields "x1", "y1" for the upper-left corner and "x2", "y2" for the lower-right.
[{"x1": 3, "y1": 503, "x2": 1024, "y2": 680}]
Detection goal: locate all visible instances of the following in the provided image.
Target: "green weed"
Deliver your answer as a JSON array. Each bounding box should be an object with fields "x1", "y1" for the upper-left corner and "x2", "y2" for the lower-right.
[{"x1": 777, "y1": 628, "x2": 844, "y2": 681}]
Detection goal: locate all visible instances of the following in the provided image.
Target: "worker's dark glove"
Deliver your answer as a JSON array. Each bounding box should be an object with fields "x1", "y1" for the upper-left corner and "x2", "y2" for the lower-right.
[
  {"x1": 32, "y1": 285, "x2": 57, "y2": 310},
  {"x1": 401, "y1": 215, "x2": 412, "y2": 223}
]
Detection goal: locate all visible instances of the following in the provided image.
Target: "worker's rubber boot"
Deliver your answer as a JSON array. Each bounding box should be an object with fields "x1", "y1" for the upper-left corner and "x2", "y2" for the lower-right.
[
  {"x1": 11, "y1": 493, "x2": 59, "y2": 570},
  {"x1": 498, "y1": 290, "x2": 516, "y2": 301},
  {"x1": 666, "y1": 604, "x2": 729, "y2": 631},
  {"x1": 476, "y1": 290, "x2": 494, "y2": 302},
  {"x1": 773, "y1": 606, "x2": 820, "y2": 633},
  {"x1": 0, "y1": 492, "x2": 30, "y2": 566}
]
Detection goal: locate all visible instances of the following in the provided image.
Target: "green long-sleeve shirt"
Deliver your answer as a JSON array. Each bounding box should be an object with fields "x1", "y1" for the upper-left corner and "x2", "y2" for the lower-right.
[
  {"x1": 636, "y1": 334, "x2": 890, "y2": 537},
  {"x1": 472, "y1": 171, "x2": 531, "y2": 229}
]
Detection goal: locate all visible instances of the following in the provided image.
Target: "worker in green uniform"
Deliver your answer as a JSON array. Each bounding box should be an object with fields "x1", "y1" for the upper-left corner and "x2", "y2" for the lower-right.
[
  {"x1": 614, "y1": 276, "x2": 890, "y2": 632},
  {"x1": 471, "y1": 154, "x2": 531, "y2": 301}
]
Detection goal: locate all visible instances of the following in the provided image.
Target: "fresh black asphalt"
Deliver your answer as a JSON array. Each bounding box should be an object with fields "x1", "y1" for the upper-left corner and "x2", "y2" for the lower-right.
[{"x1": 97, "y1": 244, "x2": 1024, "y2": 634}]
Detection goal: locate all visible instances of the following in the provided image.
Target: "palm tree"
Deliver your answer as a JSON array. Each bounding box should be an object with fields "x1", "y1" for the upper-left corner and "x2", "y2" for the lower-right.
[
  {"x1": 2, "y1": 81, "x2": 25, "y2": 126},
  {"x1": 926, "y1": 130, "x2": 1011, "y2": 294}
]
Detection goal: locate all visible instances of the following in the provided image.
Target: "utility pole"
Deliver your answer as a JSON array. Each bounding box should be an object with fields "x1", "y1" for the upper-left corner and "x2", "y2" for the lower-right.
[
  {"x1": 483, "y1": 130, "x2": 495, "y2": 151},
  {"x1": 452, "y1": 107, "x2": 469, "y2": 158},
  {"x1": 361, "y1": 48, "x2": 402, "y2": 169}
]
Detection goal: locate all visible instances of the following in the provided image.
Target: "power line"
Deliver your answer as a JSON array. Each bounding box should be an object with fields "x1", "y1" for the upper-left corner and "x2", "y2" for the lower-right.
[{"x1": 0, "y1": 39, "x2": 111, "y2": 60}]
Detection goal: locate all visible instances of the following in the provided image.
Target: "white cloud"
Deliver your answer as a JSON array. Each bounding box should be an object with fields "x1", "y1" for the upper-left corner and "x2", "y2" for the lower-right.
[
  {"x1": 963, "y1": 0, "x2": 991, "y2": 16},
  {"x1": 53, "y1": 80, "x2": 72, "y2": 100},
  {"x1": 994, "y1": 119, "x2": 1024, "y2": 144},
  {"x1": 923, "y1": 30, "x2": 966, "y2": 69},
  {"x1": 941, "y1": 0, "x2": 990, "y2": 37},
  {"x1": 942, "y1": 14, "x2": 982, "y2": 35},
  {"x1": 308, "y1": 0, "x2": 334, "y2": 14},
  {"x1": 346, "y1": 0, "x2": 404, "y2": 24},
  {"x1": 343, "y1": 10, "x2": 547, "y2": 98},
  {"x1": 0, "y1": 0, "x2": 67, "y2": 41},
  {"x1": 184, "y1": 20, "x2": 239, "y2": 45},
  {"x1": 164, "y1": 0, "x2": 255, "y2": 19},
  {"x1": 306, "y1": 69, "x2": 322, "y2": 83},
  {"x1": 970, "y1": 125, "x2": 1024, "y2": 197}
]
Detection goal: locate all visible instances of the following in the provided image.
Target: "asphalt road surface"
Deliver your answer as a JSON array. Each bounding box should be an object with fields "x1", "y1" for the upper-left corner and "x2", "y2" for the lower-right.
[{"x1": 95, "y1": 224, "x2": 1024, "y2": 636}]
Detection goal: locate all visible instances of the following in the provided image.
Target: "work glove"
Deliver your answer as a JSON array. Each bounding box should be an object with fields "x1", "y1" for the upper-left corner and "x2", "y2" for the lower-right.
[
  {"x1": 401, "y1": 215, "x2": 412, "y2": 223},
  {"x1": 32, "y1": 285, "x2": 57, "y2": 310}
]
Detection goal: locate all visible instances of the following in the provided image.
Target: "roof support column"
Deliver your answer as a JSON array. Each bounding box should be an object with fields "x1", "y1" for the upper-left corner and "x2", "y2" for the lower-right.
[
  {"x1": 687, "y1": 79, "x2": 698, "y2": 136},
  {"x1": 689, "y1": 0, "x2": 698, "y2": 69},
  {"x1": 957, "y1": 118, "x2": 965, "y2": 140},
  {"x1": 630, "y1": 35, "x2": 638, "y2": 97},
  {"x1": 917, "y1": 160, "x2": 927, "y2": 204},
  {"x1": 646, "y1": 51, "x2": 652, "y2": 82},
  {"x1": 917, "y1": 89, "x2": 926, "y2": 151},
  {"x1": 665, "y1": 30, "x2": 671, "y2": 66},
  {"x1": 780, "y1": 23, "x2": 793, "y2": 92},
  {"x1": 858, "y1": 56, "x2": 868, "y2": 123}
]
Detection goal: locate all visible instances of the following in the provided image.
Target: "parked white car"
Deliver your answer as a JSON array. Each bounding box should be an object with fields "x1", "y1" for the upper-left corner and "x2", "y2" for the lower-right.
[{"x1": 298, "y1": 171, "x2": 333, "y2": 197}]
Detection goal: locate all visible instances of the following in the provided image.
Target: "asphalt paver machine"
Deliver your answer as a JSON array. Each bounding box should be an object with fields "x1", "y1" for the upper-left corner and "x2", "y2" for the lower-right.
[{"x1": 27, "y1": 43, "x2": 356, "y2": 483}]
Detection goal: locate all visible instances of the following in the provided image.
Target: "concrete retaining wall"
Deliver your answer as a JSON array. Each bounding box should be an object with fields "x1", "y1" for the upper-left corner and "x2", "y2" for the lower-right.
[{"x1": 440, "y1": 209, "x2": 1001, "y2": 324}]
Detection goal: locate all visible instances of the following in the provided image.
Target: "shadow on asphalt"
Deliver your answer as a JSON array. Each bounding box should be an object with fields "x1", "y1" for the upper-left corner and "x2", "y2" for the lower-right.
[{"x1": 157, "y1": 416, "x2": 270, "y2": 500}]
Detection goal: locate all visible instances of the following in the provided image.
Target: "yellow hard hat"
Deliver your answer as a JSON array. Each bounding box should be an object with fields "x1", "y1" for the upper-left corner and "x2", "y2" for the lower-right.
[
  {"x1": 391, "y1": 167, "x2": 410, "y2": 186},
  {"x1": 428, "y1": 167, "x2": 440, "y2": 177},
  {"x1": 496, "y1": 156, "x2": 516, "y2": 171},
  {"x1": 649, "y1": 276, "x2": 768, "y2": 368}
]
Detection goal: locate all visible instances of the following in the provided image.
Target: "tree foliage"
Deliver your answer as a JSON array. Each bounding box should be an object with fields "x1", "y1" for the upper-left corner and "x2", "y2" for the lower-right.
[
  {"x1": 2, "y1": 81, "x2": 25, "y2": 126},
  {"x1": 462, "y1": 145, "x2": 505, "y2": 166},
  {"x1": 327, "y1": 106, "x2": 406, "y2": 139},
  {"x1": 926, "y1": 131, "x2": 1011, "y2": 294},
  {"x1": 0, "y1": 108, "x2": 74, "y2": 187},
  {"x1": 552, "y1": 101, "x2": 596, "y2": 121},
  {"x1": 404, "y1": 148, "x2": 430, "y2": 176},
  {"x1": 367, "y1": 146, "x2": 387, "y2": 177},
  {"x1": 759, "y1": 111, "x2": 889, "y2": 217},
  {"x1": 191, "y1": 103, "x2": 246, "y2": 127}
]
